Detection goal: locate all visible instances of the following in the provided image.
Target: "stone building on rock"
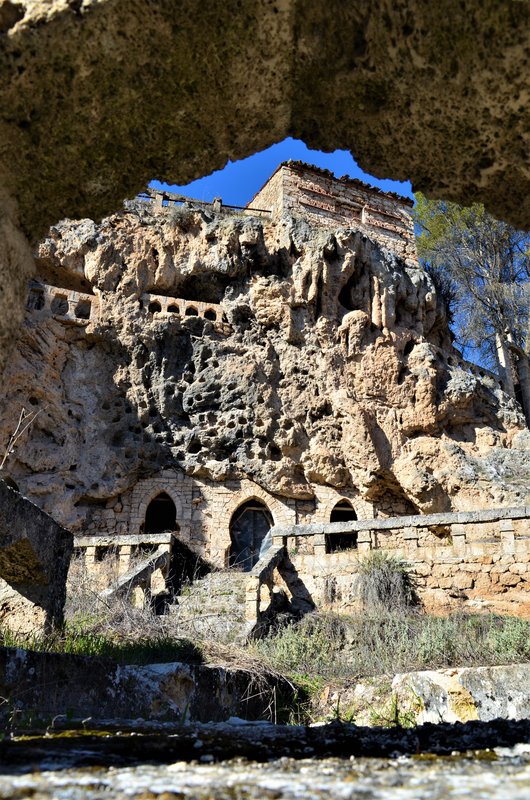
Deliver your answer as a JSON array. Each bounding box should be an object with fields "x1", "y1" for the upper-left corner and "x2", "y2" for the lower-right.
[{"x1": 1, "y1": 162, "x2": 529, "y2": 616}]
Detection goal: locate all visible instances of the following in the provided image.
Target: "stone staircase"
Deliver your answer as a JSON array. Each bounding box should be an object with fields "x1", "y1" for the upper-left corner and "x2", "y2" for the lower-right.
[{"x1": 168, "y1": 569, "x2": 251, "y2": 643}]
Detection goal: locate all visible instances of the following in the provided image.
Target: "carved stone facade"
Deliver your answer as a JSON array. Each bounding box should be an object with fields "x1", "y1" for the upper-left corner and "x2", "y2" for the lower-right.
[{"x1": 81, "y1": 469, "x2": 369, "y2": 570}]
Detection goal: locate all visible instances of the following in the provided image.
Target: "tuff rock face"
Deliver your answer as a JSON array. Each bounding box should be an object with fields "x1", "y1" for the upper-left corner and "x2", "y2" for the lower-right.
[
  {"x1": 1, "y1": 0, "x2": 530, "y2": 387},
  {"x1": 0, "y1": 202, "x2": 529, "y2": 531}
]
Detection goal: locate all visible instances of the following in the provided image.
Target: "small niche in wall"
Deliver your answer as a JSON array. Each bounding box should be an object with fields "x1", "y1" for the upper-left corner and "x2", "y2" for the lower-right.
[
  {"x1": 51, "y1": 294, "x2": 69, "y2": 315},
  {"x1": 75, "y1": 298, "x2": 91, "y2": 320},
  {"x1": 27, "y1": 287, "x2": 45, "y2": 311}
]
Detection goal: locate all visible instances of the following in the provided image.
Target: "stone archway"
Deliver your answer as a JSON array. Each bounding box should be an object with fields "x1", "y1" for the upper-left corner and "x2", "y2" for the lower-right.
[
  {"x1": 330, "y1": 499, "x2": 357, "y2": 524},
  {"x1": 229, "y1": 499, "x2": 273, "y2": 572},
  {"x1": 326, "y1": 499, "x2": 358, "y2": 554},
  {"x1": 144, "y1": 492, "x2": 178, "y2": 534}
]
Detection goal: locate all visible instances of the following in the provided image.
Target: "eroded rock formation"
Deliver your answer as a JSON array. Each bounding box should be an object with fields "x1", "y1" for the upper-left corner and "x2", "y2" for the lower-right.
[
  {"x1": 0, "y1": 1, "x2": 529, "y2": 380},
  {"x1": 0, "y1": 196, "x2": 528, "y2": 534}
]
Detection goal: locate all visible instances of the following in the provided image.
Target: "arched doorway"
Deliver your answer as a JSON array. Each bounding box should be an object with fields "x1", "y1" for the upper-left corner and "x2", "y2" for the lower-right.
[
  {"x1": 229, "y1": 500, "x2": 273, "y2": 571},
  {"x1": 144, "y1": 492, "x2": 177, "y2": 534},
  {"x1": 330, "y1": 499, "x2": 357, "y2": 523},
  {"x1": 326, "y1": 499, "x2": 358, "y2": 553}
]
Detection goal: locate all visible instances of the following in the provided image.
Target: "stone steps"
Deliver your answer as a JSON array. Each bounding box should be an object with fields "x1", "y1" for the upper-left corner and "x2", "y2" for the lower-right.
[{"x1": 168, "y1": 569, "x2": 250, "y2": 643}]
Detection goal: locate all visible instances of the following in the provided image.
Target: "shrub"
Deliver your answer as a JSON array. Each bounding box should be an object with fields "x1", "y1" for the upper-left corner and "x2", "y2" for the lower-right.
[
  {"x1": 250, "y1": 610, "x2": 530, "y2": 687},
  {"x1": 358, "y1": 551, "x2": 418, "y2": 611}
]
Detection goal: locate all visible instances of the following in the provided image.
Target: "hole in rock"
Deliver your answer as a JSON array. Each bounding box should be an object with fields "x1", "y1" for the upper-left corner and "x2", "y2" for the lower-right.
[{"x1": 404, "y1": 340, "x2": 415, "y2": 358}]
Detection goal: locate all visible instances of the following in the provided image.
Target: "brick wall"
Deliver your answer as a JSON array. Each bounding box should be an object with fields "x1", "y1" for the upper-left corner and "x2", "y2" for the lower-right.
[
  {"x1": 79, "y1": 469, "x2": 368, "y2": 573},
  {"x1": 270, "y1": 508, "x2": 530, "y2": 616},
  {"x1": 249, "y1": 164, "x2": 417, "y2": 265}
]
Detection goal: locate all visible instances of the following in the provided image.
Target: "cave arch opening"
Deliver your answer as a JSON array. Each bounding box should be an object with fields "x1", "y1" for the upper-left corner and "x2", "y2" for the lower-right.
[{"x1": 144, "y1": 491, "x2": 178, "y2": 534}]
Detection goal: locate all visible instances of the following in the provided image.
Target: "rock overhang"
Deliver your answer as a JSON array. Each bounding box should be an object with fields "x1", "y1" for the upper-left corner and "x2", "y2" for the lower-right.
[{"x1": 0, "y1": 0, "x2": 529, "y2": 239}]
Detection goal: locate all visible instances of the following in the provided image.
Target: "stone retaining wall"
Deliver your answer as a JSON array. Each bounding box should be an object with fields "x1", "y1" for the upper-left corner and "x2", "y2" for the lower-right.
[{"x1": 268, "y1": 507, "x2": 530, "y2": 616}]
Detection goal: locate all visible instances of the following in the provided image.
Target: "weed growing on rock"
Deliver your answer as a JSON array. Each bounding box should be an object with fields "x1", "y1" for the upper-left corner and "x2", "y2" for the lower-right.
[{"x1": 250, "y1": 611, "x2": 530, "y2": 687}]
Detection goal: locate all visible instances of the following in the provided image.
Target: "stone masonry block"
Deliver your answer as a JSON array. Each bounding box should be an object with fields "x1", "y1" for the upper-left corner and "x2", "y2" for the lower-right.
[{"x1": 0, "y1": 480, "x2": 73, "y2": 634}]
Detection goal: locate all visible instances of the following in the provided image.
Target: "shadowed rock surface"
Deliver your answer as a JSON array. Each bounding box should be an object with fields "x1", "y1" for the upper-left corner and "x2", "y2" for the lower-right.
[
  {"x1": 0, "y1": 479, "x2": 72, "y2": 632},
  {"x1": 0, "y1": 645, "x2": 291, "y2": 723}
]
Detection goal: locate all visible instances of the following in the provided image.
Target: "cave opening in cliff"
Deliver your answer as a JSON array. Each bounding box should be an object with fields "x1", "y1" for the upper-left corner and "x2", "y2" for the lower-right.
[
  {"x1": 229, "y1": 500, "x2": 273, "y2": 572},
  {"x1": 144, "y1": 492, "x2": 177, "y2": 534},
  {"x1": 164, "y1": 274, "x2": 233, "y2": 305},
  {"x1": 326, "y1": 500, "x2": 358, "y2": 553}
]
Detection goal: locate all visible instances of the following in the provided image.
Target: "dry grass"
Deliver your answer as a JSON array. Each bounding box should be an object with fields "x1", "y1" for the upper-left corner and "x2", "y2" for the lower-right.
[{"x1": 250, "y1": 610, "x2": 530, "y2": 688}]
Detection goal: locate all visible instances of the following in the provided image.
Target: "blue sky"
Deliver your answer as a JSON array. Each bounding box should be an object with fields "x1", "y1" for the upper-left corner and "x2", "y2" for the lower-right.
[{"x1": 150, "y1": 137, "x2": 413, "y2": 207}]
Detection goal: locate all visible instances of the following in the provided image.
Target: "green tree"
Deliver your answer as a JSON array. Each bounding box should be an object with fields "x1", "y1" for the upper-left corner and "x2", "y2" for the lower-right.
[{"x1": 414, "y1": 193, "x2": 530, "y2": 425}]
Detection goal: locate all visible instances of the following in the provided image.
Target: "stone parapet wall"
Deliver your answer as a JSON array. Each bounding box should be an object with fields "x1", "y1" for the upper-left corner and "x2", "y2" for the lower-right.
[
  {"x1": 140, "y1": 293, "x2": 229, "y2": 332},
  {"x1": 268, "y1": 507, "x2": 530, "y2": 616},
  {"x1": 26, "y1": 282, "x2": 97, "y2": 325}
]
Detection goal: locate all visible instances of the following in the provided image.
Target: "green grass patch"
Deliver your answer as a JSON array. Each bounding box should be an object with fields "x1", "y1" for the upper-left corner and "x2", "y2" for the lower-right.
[
  {"x1": 0, "y1": 625, "x2": 203, "y2": 665},
  {"x1": 250, "y1": 611, "x2": 530, "y2": 686}
]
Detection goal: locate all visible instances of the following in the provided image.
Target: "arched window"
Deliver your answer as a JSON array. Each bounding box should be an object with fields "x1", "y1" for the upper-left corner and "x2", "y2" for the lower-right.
[
  {"x1": 326, "y1": 499, "x2": 358, "y2": 553},
  {"x1": 167, "y1": 304, "x2": 180, "y2": 313},
  {"x1": 204, "y1": 309, "x2": 217, "y2": 321},
  {"x1": 229, "y1": 499, "x2": 273, "y2": 572},
  {"x1": 144, "y1": 492, "x2": 178, "y2": 534},
  {"x1": 185, "y1": 306, "x2": 199, "y2": 316},
  {"x1": 148, "y1": 301, "x2": 162, "y2": 314},
  {"x1": 330, "y1": 499, "x2": 357, "y2": 523}
]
